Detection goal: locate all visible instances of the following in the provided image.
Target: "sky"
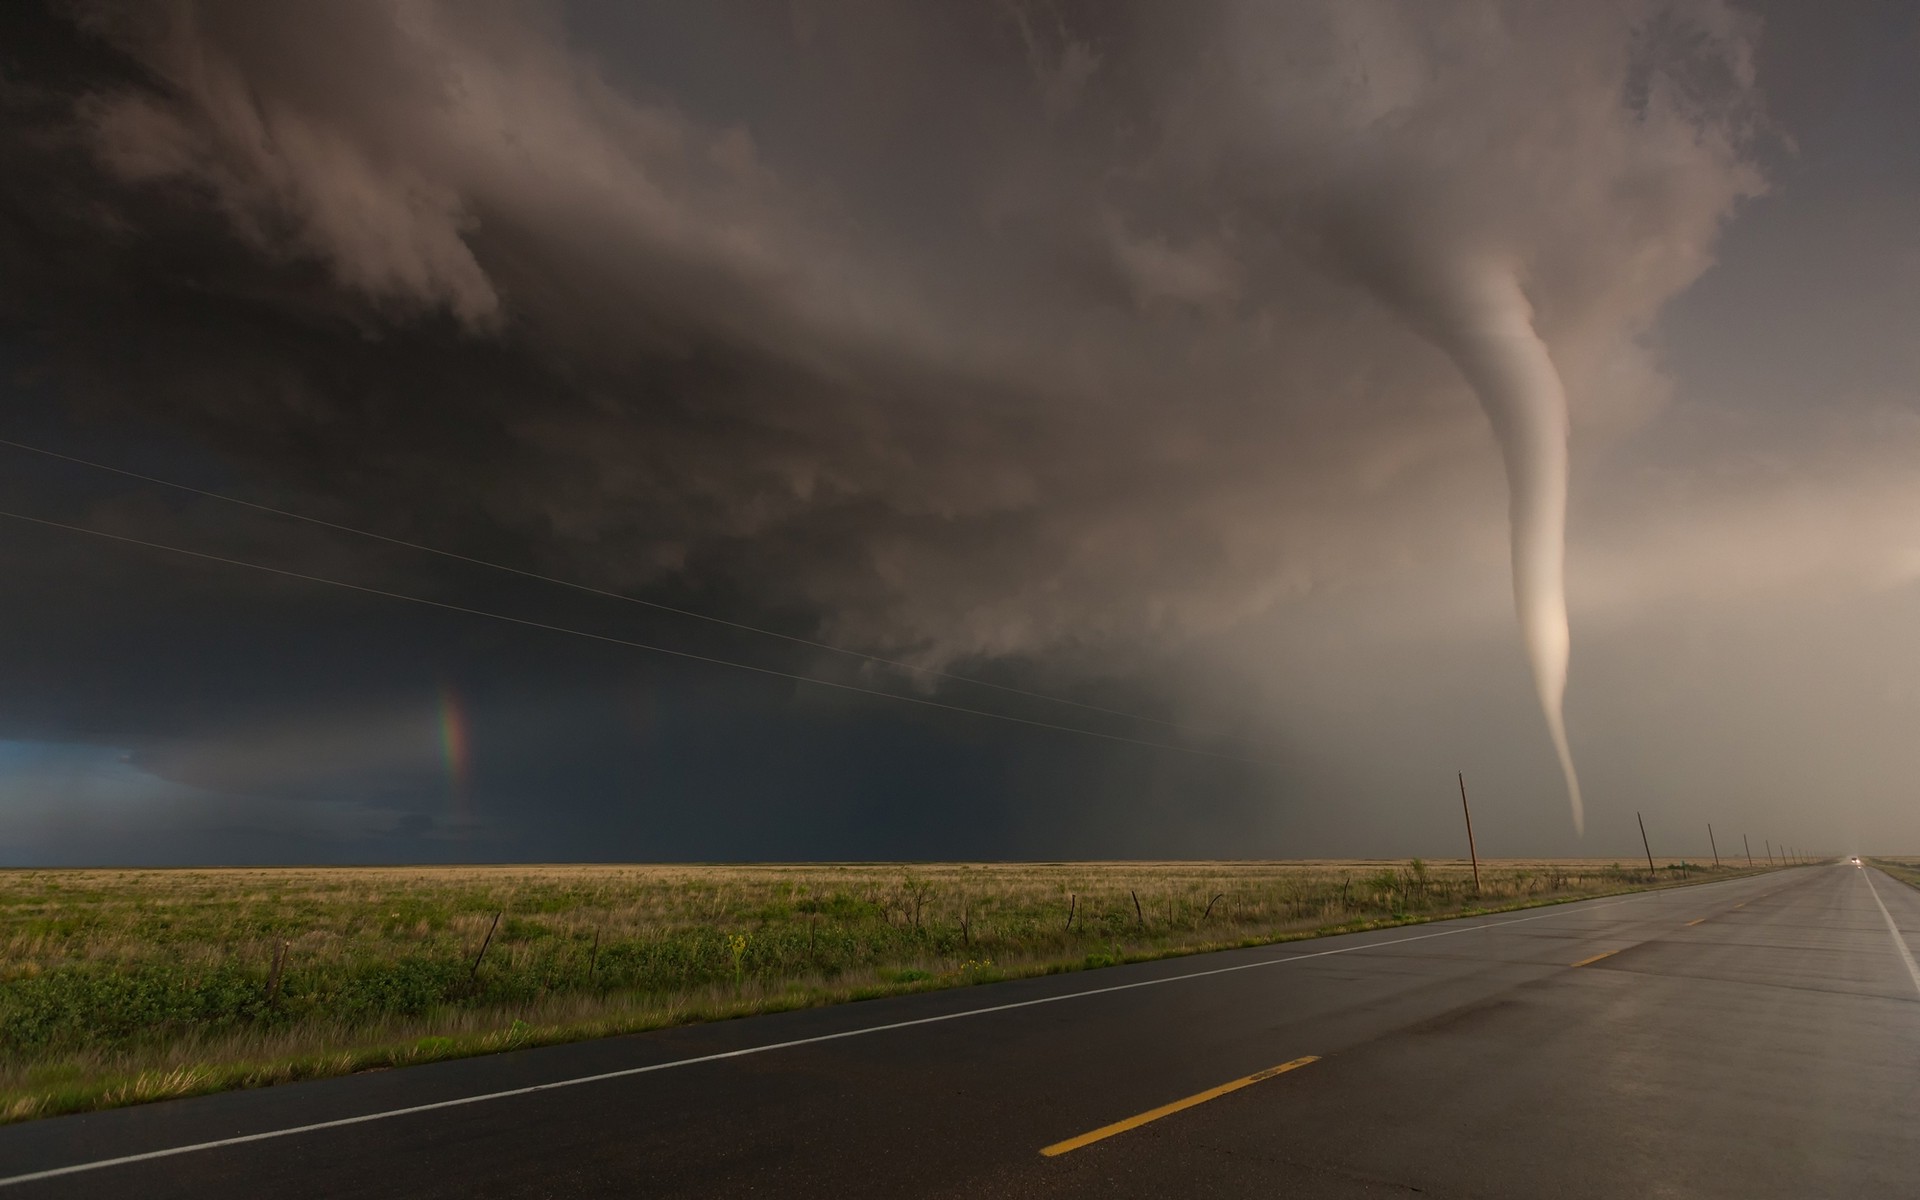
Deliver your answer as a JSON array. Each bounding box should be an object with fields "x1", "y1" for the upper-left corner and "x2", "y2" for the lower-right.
[{"x1": 0, "y1": 0, "x2": 1914, "y2": 866}]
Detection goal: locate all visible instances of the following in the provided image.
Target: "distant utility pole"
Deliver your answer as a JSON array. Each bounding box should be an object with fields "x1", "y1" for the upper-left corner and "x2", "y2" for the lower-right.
[
  {"x1": 1708, "y1": 823, "x2": 1720, "y2": 869},
  {"x1": 1766, "y1": 839, "x2": 1774, "y2": 866},
  {"x1": 1638, "y1": 811, "x2": 1657, "y2": 881},
  {"x1": 1458, "y1": 772, "x2": 1481, "y2": 897},
  {"x1": 1744, "y1": 834, "x2": 1753, "y2": 868}
]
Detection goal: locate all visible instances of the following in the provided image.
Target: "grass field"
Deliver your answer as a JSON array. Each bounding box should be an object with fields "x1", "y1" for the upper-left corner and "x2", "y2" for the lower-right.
[
  {"x1": 1870, "y1": 858, "x2": 1920, "y2": 888},
  {"x1": 0, "y1": 856, "x2": 1756, "y2": 1122}
]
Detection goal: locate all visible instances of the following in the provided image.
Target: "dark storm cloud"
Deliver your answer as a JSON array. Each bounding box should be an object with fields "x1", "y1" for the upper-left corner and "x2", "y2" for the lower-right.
[
  {"x1": 1, "y1": 0, "x2": 1763, "y2": 659},
  {"x1": 18, "y1": 0, "x2": 1908, "y2": 860}
]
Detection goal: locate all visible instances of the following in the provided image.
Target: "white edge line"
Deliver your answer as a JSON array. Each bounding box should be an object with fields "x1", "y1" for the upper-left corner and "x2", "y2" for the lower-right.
[
  {"x1": 1861, "y1": 869, "x2": 1920, "y2": 998},
  {"x1": 0, "y1": 882, "x2": 1727, "y2": 1188}
]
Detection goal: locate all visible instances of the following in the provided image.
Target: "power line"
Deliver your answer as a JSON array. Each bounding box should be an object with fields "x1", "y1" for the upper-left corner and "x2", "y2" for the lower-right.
[
  {"x1": 0, "y1": 436, "x2": 1247, "y2": 744},
  {"x1": 0, "y1": 507, "x2": 1283, "y2": 769}
]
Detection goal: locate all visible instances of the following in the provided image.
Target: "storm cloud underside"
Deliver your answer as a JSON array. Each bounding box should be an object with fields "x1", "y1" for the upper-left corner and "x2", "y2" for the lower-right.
[{"x1": 12, "y1": 0, "x2": 1899, "y2": 862}]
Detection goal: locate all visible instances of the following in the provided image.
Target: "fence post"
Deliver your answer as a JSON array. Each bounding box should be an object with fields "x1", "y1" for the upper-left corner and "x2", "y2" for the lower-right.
[
  {"x1": 468, "y1": 911, "x2": 502, "y2": 990},
  {"x1": 1458, "y1": 772, "x2": 1482, "y2": 898}
]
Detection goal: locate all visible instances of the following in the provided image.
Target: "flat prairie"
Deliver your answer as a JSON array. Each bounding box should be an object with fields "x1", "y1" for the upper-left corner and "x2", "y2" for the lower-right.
[
  {"x1": 1870, "y1": 857, "x2": 1920, "y2": 887},
  {"x1": 0, "y1": 856, "x2": 1749, "y2": 1121}
]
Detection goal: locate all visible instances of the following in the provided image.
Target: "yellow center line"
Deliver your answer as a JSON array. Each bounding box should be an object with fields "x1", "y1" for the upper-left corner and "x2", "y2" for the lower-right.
[
  {"x1": 1686, "y1": 917, "x2": 1707, "y2": 926},
  {"x1": 1039, "y1": 1056, "x2": 1320, "y2": 1157},
  {"x1": 1571, "y1": 949, "x2": 1619, "y2": 968}
]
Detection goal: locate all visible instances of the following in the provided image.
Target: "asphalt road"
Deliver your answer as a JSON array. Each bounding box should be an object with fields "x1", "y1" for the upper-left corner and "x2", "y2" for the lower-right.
[{"x1": 4, "y1": 863, "x2": 1916, "y2": 1198}]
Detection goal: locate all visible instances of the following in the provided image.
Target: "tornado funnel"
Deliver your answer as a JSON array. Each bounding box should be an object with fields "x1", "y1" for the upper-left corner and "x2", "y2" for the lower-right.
[
  {"x1": 1428, "y1": 264, "x2": 1582, "y2": 833},
  {"x1": 1357, "y1": 252, "x2": 1584, "y2": 832}
]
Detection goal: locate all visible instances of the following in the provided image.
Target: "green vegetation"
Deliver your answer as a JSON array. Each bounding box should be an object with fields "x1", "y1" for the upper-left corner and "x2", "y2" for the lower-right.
[
  {"x1": 0, "y1": 857, "x2": 1751, "y2": 1122},
  {"x1": 1869, "y1": 858, "x2": 1920, "y2": 888}
]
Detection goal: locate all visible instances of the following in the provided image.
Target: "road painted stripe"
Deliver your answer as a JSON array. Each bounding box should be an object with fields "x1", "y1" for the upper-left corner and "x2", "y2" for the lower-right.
[
  {"x1": 1040, "y1": 1056, "x2": 1319, "y2": 1156},
  {"x1": 1861, "y1": 870, "x2": 1920, "y2": 998},
  {"x1": 0, "y1": 882, "x2": 1749, "y2": 1190},
  {"x1": 1571, "y1": 950, "x2": 1619, "y2": 967},
  {"x1": 1686, "y1": 918, "x2": 1707, "y2": 926}
]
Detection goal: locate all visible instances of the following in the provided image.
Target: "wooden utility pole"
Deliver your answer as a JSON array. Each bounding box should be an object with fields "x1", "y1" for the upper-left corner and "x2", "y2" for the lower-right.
[
  {"x1": 1766, "y1": 839, "x2": 1774, "y2": 866},
  {"x1": 1458, "y1": 772, "x2": 1481, "y2": 897},
  {"x1": 467, "y1": 911, "x2": 501, "y2": 992},
  {"x1": 1708, "y1": 824, "x2": 1720, "y2": 869},
  {"x1": 1638, "y1": 811, "x2": 1656, "y2": 881},
  {"x1": 1744, "y1": 833, "x2": 1753, "y2": 868}
]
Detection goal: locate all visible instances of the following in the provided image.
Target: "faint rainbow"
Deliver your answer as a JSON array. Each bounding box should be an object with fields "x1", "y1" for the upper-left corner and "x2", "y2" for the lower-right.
[{"x1": 437, "y1": 682, "x2": 472, "y2": 820}]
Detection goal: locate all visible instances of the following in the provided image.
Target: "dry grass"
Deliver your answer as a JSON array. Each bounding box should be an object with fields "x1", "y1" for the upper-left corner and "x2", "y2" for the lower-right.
[
  {"x1": 0, "y1": 856, "x2": 1748, "y2": 1122},
  {"x1": 1869, "y1": 858, "x2": 1920, "y2": 889}
]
